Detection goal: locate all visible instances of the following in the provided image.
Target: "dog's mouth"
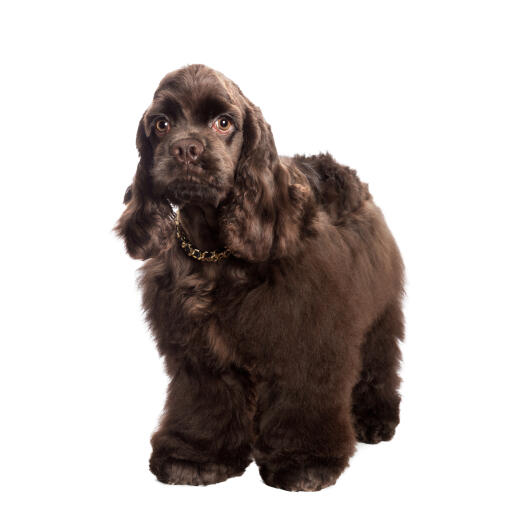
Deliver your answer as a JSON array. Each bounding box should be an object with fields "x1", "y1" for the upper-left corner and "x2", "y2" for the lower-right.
[
  {"x1": 175, "y1": 162, "x2": 204, "y2": 174},
  {"x1": 166, "y1": 179, "x2": 223, "y2": 207},
  {"x1": 152, "y1": 156, "x2": 230, "y2": 208}
]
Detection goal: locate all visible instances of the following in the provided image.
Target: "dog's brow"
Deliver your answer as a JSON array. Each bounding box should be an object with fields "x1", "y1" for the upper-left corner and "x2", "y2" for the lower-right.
[
  {"x1": 149, "y1": 93, "x2": 184, "y2": 119},
  {"x1": 196, "y1": 94, "x2": 234, "y2": 118}
]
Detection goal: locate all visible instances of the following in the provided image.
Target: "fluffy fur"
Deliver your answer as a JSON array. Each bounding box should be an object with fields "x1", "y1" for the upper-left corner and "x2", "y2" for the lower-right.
[{"x1": 115, "y1": 64, "x2": 405, "y2": 492}]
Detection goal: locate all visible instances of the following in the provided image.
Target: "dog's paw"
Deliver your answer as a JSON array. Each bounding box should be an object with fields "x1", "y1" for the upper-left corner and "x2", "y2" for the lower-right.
[
  {"x1": 354, "y1": 417, "x2": 398, "y2": 444},
  {"x1": 149, "y1": 452, "x2": 246, "y2": 486},
  {"x1": 258, "y1": 458, "x2": 346, "y2": 492}
]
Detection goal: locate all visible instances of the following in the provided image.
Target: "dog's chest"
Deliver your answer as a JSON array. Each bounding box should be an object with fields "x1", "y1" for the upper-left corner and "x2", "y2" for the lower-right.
[
  {"x1": 180, "y1": 263, "x2": 261, "y2": 365},
  {"x1": 144, "y1": 252, "x2": 261, "y2": 366}
]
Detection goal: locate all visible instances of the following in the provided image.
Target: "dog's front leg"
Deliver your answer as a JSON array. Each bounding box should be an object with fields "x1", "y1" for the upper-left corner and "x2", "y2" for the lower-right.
[
  {"x1": 252, "y1": 345, "x2": 360, "y2": 492},
  {"x1": 149, "y1": 363, "x2": 254, "y2": 486}
]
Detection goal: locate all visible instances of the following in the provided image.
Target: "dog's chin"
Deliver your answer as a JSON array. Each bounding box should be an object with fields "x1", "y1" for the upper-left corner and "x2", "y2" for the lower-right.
[{"x1": 166, "y1": 180, "x2": 224, "y2": 208}]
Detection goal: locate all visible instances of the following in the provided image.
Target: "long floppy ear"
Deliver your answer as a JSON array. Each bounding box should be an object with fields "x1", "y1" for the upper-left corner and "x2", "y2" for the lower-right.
[
  {"x1": 220, "y1": 101, "x2": 315, "y2": 262},
  {"x1": 114, "y1": 113, "x2": 173, "y2": 260}
]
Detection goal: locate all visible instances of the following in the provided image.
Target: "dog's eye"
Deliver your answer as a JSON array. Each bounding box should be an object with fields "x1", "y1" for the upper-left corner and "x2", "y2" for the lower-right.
[
  {"x1": 213, "y1": 116, "x2": 233, "y2": 134},
  {"x1": 155, "y1": 118, "x2": 170, "y2": 134}
]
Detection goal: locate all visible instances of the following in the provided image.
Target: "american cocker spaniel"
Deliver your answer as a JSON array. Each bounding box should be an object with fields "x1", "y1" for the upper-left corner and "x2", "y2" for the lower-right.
[{"x1": 115, "y1": 64, "x2": 405, "y2": 492}]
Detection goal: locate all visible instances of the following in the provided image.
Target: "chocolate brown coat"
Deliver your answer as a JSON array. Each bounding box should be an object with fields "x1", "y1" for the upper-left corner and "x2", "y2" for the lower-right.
[{"x1": 115, "y1": 64, "x2": 405, "y2": 491}]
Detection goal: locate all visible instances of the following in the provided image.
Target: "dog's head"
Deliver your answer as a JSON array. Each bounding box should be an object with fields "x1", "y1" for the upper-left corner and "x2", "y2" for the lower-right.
[
  {"x1": 138, "y1": 65, "x2": 255, "y2": 208},
  {"x1": 121, "y1": 64, "x2": 313, "y2": 262}
]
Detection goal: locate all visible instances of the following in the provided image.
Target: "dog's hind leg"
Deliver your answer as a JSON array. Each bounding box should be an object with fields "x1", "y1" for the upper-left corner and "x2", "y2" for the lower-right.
[{"x1": 351, "y1": 300, "x2": 404, "y2": 444}]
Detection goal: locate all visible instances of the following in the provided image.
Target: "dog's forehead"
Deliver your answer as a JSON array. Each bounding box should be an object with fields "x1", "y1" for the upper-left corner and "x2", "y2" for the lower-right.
[{"x1": 155, "y1": 65, "x2": 239, "y2": 111}]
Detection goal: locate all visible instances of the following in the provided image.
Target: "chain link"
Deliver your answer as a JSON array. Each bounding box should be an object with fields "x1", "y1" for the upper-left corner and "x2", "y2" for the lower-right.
[{"x1": 175, "y1": 211, "x2": 231, "y2": 263}]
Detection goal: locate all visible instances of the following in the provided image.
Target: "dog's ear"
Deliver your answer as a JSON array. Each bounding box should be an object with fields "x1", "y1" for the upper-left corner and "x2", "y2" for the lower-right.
[
  {"x1": 114, "y1": 112, "x2": 173, "y2": 260},
  {"x1": 220, "y1": 100, "x2": 315, "y2": 262}
]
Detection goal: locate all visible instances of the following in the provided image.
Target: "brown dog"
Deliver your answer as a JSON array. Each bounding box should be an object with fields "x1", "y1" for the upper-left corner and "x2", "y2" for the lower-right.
[{"x1": 115, "y1": 64, "x2": 405, "y2": 491}]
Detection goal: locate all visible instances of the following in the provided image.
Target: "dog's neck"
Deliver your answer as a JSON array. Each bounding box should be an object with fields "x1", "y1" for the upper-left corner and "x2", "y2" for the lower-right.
[{"x1": 177, "y1": 204, "x2": 224, "y2": 251}]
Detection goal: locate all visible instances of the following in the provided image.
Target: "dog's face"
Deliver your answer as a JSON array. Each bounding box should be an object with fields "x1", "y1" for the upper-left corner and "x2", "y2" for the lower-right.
[
  {"x1": 138, "y1": 66, "x2": 247, "y2": 208},
  {"x1": 120, "y1": 64, "x2": 312, "y2": 262}
]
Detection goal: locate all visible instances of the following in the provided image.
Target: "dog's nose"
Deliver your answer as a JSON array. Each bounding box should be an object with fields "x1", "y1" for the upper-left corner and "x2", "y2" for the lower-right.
[{"x1": 170, "y1": 139, "x2": 204, "y2": 164}]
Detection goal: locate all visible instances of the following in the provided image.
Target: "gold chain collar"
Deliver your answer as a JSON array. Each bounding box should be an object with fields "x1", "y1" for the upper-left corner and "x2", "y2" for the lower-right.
[{"x1": 175, "y1": 210, "x2": 231, "y2": 263}]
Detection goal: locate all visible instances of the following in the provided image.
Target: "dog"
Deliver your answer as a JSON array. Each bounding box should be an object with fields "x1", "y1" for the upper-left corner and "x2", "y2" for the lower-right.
[{"x1": 115, "y1": 64, "x2": 405, "y2": 491}]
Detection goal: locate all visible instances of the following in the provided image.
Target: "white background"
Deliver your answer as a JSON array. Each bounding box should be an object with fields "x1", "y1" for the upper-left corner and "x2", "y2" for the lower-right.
[{"x1": 1, "y1": 1, "x2": 510, "y2": 509}]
